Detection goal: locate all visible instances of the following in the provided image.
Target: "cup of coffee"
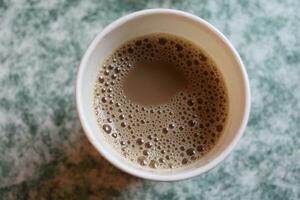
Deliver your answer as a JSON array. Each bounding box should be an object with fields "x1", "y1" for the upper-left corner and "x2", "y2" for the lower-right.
[{"x1": 76, "y1": 9, "x2": 250, "y2": 181}]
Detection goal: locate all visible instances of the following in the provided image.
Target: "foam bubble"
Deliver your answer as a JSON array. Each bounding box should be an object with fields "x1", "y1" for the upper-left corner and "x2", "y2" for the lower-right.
[{"x1": 102, "y1": 124, "x2": 112, "y2": 134}]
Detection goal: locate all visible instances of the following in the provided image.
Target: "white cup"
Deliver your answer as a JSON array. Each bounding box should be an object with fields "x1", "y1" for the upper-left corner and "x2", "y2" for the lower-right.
[{"x1": 76, "y1": 9, "x2": 250, "y2": 181}]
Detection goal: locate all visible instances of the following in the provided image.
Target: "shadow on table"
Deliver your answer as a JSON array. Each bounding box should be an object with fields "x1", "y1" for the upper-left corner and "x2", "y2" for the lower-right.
[{"x1": 28, "y1": 130, "x2": 139, "y2": 199}]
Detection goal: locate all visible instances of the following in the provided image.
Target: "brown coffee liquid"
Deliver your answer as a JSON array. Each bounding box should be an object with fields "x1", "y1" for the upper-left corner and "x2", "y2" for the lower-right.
[{"x1": 93, "y1": 33, "x2": 228, "y2": 170}]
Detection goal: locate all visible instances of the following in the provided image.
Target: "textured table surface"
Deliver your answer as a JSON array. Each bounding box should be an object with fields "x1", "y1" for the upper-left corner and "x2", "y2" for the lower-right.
[{"x1": 1, "y1": 0, "x2": 300, "y2": 199}]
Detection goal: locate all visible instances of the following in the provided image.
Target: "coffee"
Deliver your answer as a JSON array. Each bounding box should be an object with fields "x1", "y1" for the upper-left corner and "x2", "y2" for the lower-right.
[{"x1": 93, "y1": 33, "x2": 228, "y2": 170}]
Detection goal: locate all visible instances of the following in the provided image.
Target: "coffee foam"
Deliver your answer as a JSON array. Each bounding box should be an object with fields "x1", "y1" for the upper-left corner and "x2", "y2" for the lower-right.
[{"x1": 93, "y1": 33, "x2": 228, "y2": 170}]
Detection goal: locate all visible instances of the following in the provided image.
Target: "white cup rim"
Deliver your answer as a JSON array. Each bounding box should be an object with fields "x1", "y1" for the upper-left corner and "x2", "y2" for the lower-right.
[{"x1": 76, "y1": 8, "x2": 251, "y2": 181}]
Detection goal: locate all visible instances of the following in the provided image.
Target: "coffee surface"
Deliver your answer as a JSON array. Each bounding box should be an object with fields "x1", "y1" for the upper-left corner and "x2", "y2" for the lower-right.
[{"x1": 93, "y1": 33, "x2": 228, "y2": 170}]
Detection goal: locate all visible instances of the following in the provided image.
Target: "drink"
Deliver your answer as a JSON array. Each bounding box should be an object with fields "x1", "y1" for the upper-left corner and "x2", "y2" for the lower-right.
[{"x1": 93, "y1": 33, "x2": 228, "y2": 170}]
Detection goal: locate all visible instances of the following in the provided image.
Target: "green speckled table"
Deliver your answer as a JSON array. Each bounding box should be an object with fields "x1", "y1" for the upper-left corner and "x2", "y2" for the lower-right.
[{"x1": 1, "y1": 0, "x2": 300, "y2": 199}]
